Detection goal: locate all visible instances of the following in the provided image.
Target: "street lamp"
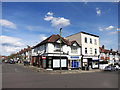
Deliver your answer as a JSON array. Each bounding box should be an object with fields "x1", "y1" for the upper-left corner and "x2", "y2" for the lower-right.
[{"x1": 60, "y1": 28, "x2": 62, "y2": 73}]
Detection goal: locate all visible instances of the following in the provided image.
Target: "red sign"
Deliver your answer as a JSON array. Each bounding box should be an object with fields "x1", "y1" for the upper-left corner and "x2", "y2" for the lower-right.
[{"x1": 42, "y1": 56, "x2": 46, "y2": 59}]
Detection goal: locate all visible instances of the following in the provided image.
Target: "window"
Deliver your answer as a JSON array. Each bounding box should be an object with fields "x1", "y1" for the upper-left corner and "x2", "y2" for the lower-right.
[
  {"x1": 85, "y1": 37, "x2": 87, "y2": 43},
  {"x1": 95, "y1": 49, "x2": 97, "y2": 54},
  {"x1": 55, "y1": 44, "x2": 62, "y2": 51},
  {"x1": 90, "y1": 38, "x2": 92, "y2": 44},
  {"x1": 85, "y1": 48, "x2": 87, "y2": 54},
  {"x1": 71, "y1": 46, "x2": 77, "y2": 53},
  {"x1": 90, "y1": 48, "x2": 92, "y2": 54},
  {"x1": 94, "y1": 39, "x2": 97, "y2": 45}
]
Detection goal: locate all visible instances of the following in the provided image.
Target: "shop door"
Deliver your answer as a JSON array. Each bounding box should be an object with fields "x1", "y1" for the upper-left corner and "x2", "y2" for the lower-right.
[
  {"x1": 88, "y1": 58, "x2": 92, "y2": 68},
  {"x1": 71, "y1": 60, "x2": 79, "y2": 68},
  {"x1": 48, "y1": 60, "x2": 52, "y2": 68}
]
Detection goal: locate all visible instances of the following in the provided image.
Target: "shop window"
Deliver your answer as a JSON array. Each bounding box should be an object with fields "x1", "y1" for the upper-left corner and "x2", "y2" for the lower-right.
[{"x1": 71, "y1": 46, "x2": 77, "y2": 53}]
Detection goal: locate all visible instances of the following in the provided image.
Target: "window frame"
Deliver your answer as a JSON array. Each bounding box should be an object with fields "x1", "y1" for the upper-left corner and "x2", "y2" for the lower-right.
[
  {"x1": 85, "y1": 47, "x2": 87, "y2": 54},
  {"x1": 90, "y1": 38, "x2": 92, "y2": 44},
  {"x1": 71, "y1": 46, "x2": 78, "y2": 54},
  {"x1": 95, "y1": 48, "x2": 97, "y2": 54},
  {"x1": 85, "y1": 37, "x2": 87, "y2": 43}
]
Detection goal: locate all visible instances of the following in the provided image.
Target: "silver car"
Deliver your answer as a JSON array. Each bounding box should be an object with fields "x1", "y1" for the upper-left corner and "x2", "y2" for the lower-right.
[{"x1": 104, "y1": 66, "x2": 116, "y2": 71}]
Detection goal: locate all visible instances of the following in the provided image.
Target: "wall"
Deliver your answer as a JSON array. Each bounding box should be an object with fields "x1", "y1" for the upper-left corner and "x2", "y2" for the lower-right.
[
  {"x1": 65, "y1": 33, "x2": 81, "y2": 46},
  {"x1": 32, "y1": 42, "x2": 81, "y2": 56},
  {"x1": 81, "y1": 33, "x2": 99, "y2": 56}
]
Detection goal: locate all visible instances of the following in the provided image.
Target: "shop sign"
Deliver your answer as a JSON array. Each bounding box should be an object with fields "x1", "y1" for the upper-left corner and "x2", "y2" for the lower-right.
[
  {"x1": 42, "y1": 56, "x2": 46, "y2": 59},
  {"x1": 92, "y1": 59, "x2": 99, "y2": 61},
  {"x1": 70, "y1": 56, "x2": 79, "y2": 59}
]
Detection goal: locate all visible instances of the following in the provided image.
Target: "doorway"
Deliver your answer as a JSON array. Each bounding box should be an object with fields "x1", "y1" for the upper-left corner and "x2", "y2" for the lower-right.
[{"x1": 88, "y1": 58, "x2": 92, "y2": 69}]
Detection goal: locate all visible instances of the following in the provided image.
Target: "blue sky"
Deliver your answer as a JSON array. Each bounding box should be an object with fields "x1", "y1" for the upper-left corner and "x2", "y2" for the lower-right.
[{"x1": 1, "y1": 2, "x2": 118, "y2": 55}]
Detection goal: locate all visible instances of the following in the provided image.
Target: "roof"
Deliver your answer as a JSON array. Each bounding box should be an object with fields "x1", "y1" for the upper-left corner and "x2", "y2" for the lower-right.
[
  {"x1": 34, "y1": 34, "x2": 80, "y2": 48},
  {"x1": 99, "y1": 47, "x2": 109, "y2": 53},
  {"x1": 66, "y1": 31, "x2": 99, "y2": 38}
]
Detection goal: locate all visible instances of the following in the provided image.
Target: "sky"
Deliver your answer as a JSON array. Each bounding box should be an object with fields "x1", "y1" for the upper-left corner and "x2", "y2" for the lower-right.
[{"x1": 1, "y1": 2, "x2": 119, "y2": 56}]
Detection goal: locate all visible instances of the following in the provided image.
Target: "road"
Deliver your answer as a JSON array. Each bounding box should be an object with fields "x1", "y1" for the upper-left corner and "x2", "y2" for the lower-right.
[{"x1": 2, "y1": 64, "x2": 118, "y2": 88}]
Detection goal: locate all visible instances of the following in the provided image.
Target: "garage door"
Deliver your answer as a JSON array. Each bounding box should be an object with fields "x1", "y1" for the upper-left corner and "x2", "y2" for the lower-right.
[{"x1": 53, "y1": 59, "x2": 67, "y2": 68}]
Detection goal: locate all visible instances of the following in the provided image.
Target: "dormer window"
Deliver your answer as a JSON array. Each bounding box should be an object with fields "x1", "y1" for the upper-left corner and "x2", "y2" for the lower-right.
[{"x1": 71, "y1": 46, "x2": 77, "y2": 53}]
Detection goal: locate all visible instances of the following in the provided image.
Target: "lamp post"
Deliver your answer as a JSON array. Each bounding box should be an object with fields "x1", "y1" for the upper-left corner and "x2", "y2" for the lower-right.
[{"x1": 60, "y1": 28, "x2": 62, "y2": 73}]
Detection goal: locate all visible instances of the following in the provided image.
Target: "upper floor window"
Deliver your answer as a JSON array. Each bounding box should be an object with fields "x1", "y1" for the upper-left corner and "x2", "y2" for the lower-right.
[
  {"x1": 90, "y1": 38, "x2": 92, "y2": 44},
  {"x1": 85, "y1": 48, "x2": 87, "y2": 54},
  {"x1": 71, "y1": 46, "x2": 77, "y2": 53},
  {"x1": 55, "y1": 44, "x2": 62, "y2": 51},
  {"x1": 85, "y1": 37, "x2": 87, "y2": 43},
  {"x1": 90, "y1": 48, "x2": 92, "y2": 54},
  {"x1": 95, "y1": 49, "x2": 97, "y2": 54},
  {"x1": 94, "y1": 39, "x2": 97, "y2": 45}
]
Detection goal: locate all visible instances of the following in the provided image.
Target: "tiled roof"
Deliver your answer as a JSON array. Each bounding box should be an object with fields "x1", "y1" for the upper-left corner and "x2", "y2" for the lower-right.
[
  {"x1": 99, "y1": 47, "x2": 109, "y2": 53},
  {"x1": 34, "y1": 34, "x2": 79, "y2": 48}
]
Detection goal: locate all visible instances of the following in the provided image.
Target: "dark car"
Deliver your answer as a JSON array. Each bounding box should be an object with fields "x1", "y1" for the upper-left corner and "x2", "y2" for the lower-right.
[
  {"x1": 104, "y1": 66, "x2": 116, "y2": 71},
  {"x1": 9, "y1": 60, "x2": 15, "y2": 64}
]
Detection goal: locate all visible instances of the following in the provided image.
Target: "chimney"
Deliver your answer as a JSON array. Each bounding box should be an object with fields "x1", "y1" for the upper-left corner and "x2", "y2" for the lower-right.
[
  {"x1": 110, "y1": 49, "x2": 113, "y2": 52},
  {"x1": 102, "y1": 45, "x2": 104, "y2": 49}
]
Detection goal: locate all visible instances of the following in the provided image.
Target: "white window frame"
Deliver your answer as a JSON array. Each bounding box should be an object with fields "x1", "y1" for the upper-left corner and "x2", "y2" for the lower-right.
[
  {"x1": 85, "y1": 37, "x2": 87, "y2": 43},
  {"x1": 90, "y1": 38, "x2": 92, "y2": 44},
  {"x1": 90, "y1": 48, "x2": 92, "y2": 54},
  {"x1": 71, "y1": 46, "x2": 78, "y2": 53},
  {"x1": 95, "y1": 49, "x2": 97, "y2": 54},
  {"x1": 85, "y1": 48, "x2": 87, "y2": 54},
  {"x1": 94, "y1": 39, "x2": 97, "y2": 45}
]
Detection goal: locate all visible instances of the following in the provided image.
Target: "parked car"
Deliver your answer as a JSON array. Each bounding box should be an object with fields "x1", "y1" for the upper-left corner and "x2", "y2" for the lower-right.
[
  {"x1": 5, "y1": 60, "x2": 8, "y2": 63},
  {"x1": 104, "y1": 66, "x2": 116, "y2": 71},
  {"x1": 113, "y1": 65, "x2": 120, "y2": 70},
  {"x1": 9, "y1": 60, "x2": 15, "y2": 64}
]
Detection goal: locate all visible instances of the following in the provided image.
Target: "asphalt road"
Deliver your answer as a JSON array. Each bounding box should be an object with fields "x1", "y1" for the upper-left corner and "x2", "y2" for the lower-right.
[{"x1": 2, "y1": 64, "x2": 118, "y2": 88}]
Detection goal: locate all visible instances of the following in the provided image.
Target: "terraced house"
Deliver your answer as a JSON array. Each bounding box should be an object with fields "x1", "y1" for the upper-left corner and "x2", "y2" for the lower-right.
[
  {"x1": 32, "y1": 34, "x2": 81, "y2": 70},
  {"x1": 99, "y1": 45, "x2": 120, "y2": 65}
]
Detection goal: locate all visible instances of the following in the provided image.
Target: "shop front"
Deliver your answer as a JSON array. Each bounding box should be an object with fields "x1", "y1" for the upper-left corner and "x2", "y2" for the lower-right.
[
  {"x1": 92, "y1": 58, "x2": 99, "y2": 69},
  {"x1": 41, "y1": 56, "x2": 68, "y2": 70},
  {"x1": 68, "y1": 56, "x2": 81, "y2": 69},
  {"x1": 82, "y1": 57, "x2": 99, "y2": 70}
]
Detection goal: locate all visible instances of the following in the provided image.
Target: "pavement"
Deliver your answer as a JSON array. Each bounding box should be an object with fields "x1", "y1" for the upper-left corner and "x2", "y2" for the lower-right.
[
  {"x1": 2, "y1": 63, "x2": 118, "y2": 88},
  {"x1": 17, "y1": 63, "x2": 102, "y2": 74}
]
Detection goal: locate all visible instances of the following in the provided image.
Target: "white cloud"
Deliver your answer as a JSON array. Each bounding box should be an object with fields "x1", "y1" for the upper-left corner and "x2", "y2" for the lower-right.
[
  {"x1": 96, "y1": 8, "x2": 101, "y2": 16},
  {"x1": 105, "y1": 25, "x2": 114, "y2": 30},
  {"x1": 26, "y1": 26, "x2": 33, "y2": 31},
  {"x1": 98, "y1": 27, "x2": 103, "y2": 31},
  {"x1": 82, "y1": 0, "x2": 88, "y2": 4},
  {"x1": 47, "y1": 12, "x2": 53, "y2": 16},
  {"x1": 2, "y1": 46, "x2": 22, "y2": 53},
  {"x1": 44, "y1": 12, "x2": 70, "y2": 28},
  {"x1": 117, "y1": 28, "x2": 120, "y2": 31},
  {"x1": 51, "y1": 17, "x2": 70, "y2": 27},
  {"x1": 108, "y1": 31, "x2": 117, "y2": 35},
  {"x1": 39, "y1": 34, "x2": 47, "y2": 41},
  {"x1": 0, "y1": 35, "x2": 24, "y2": 54},
  {"x1": 44, "y1": 15, "x2": 53, "y2": 21},
  {"x1": 0, "y1": 19, "x2": 16, "y2": 29}
]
